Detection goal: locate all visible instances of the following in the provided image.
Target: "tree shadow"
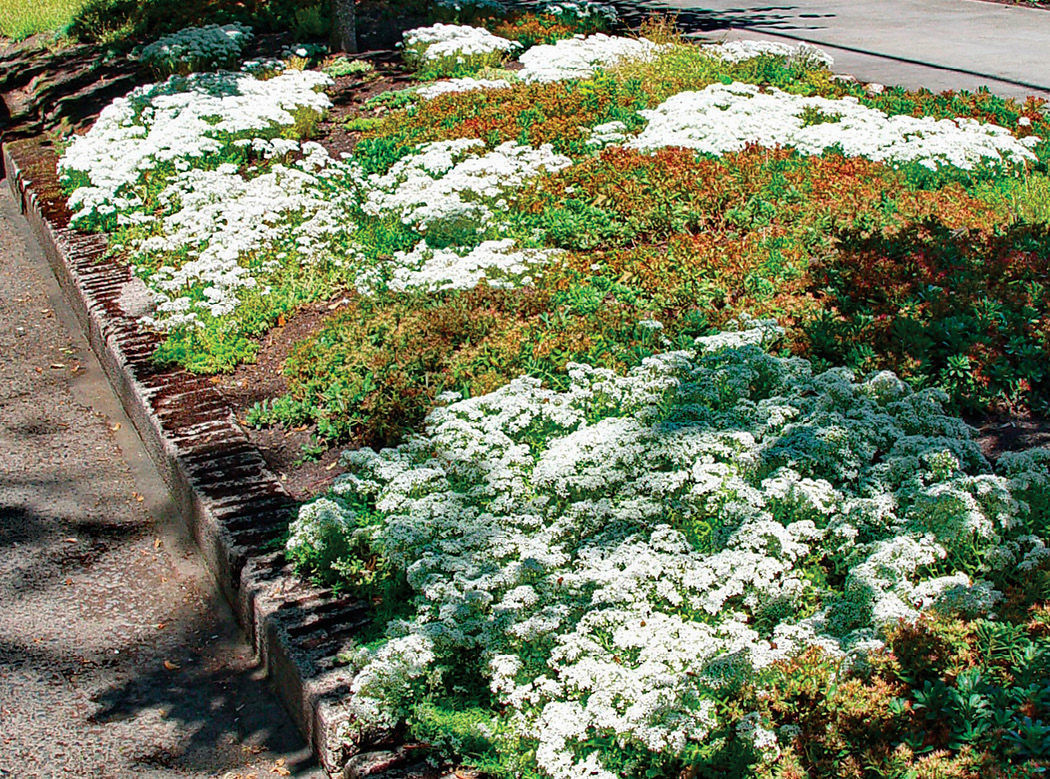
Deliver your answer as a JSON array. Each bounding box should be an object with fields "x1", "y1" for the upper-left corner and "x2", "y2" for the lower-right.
[
  {"x1": 86, "y1": 610, "x2": 317, "y2": 775},
  {"x1": 608, "y1": 0, "x2": 829, "y2": 34},
  {"x1": 0, "y1": 500, "x2": 151, "y2": 595},
  {"x1": 0, "y1": 483, "x2": 316, "y2": 774}
]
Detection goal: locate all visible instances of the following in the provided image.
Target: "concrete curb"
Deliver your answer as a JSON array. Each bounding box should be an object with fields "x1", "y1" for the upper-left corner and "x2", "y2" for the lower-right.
[{"x1": 2, "y1": 139, "x2": 358, "y2": 776}]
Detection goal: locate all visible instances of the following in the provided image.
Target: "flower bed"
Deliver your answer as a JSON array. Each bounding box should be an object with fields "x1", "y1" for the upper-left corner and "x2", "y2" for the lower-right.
[{"x1": 55, "y1": 12, "x2": 1050, "y2": 777}]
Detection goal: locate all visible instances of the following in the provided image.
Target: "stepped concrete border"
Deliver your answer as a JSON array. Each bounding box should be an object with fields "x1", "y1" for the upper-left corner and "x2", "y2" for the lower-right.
[{"x1": 1, "y1": 138, "x2": 361, "y2": 777}]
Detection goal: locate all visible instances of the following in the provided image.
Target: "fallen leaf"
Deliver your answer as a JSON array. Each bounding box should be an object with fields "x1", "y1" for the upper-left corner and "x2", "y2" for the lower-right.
[
  {"x1": 50, "y1": 363, "x2": 65, "y2": 369},
  {"x1": 154, "y1": 537, "x2": 162, "y2": 550},
  {"x1": 156, "y1": 623, "x2": 166, "y2": 630},
  {"x1": 64, "y1": 537, "x2": 77, "y2": 543},
  {"x1": 163, "y1": 660, "x2": 180, "y2": 671},
  {"x1": 109, "y1": 422, "x2": 121, "y2": 432}
]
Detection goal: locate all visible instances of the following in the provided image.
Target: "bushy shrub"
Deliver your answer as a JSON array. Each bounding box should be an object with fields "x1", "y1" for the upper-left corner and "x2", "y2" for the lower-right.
[
  {"x1": 69, "y1": 0, "x2": 321, "y2": 43},
  {"x1": 292, "y1": 2, "x2": 328, "y2": 38}
]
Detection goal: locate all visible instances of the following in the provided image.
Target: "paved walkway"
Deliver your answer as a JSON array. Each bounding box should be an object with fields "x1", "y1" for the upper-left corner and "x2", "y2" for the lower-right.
[
  {"x1": 0, "y1": 183, "x2": 321, "y2": 778},
  {"x1": 633, "y1": 0, "x2": 1050, "y2": 99}
]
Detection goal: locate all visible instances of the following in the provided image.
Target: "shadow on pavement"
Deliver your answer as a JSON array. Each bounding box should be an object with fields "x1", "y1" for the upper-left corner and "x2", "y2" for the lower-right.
[{"x1": 608, "y1": 1, "x2": 832, "y2": 33}]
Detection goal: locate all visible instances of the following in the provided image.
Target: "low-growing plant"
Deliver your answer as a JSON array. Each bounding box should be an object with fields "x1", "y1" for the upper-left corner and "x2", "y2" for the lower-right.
[
  {"x1": 401, "y1": 22, "x2": 519, "y2": 79},
  {"x1": 139, "y1": 22, "x2": 253, "y2": 76},
  {"x1": 807, "y1": 222, "x2": 1050, "y2": 415},
  {"x1": 481, "y1": 2, "x2": 617, "y2": 48},
  {"x1": 323, "y1": 55, "x2": 375, "y2": 78},
  {"x1": 251, "y1": 146, "x2": 1034, "y2": 447},
  {"x1": 288, "y1": 326, "x2": 1050, "y2": 777},
  {"x1": 975, "y1": 171, "x2": 1050, "y2": 224}
]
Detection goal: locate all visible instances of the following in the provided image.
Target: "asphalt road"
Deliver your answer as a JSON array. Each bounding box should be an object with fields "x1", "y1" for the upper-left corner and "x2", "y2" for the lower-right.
[
  {"x1": 0, "y1": 182, "x2": 322, "y2": 778},
  {"x1": 631, "y1": 0, "x2": 1050, "y2": 99}
]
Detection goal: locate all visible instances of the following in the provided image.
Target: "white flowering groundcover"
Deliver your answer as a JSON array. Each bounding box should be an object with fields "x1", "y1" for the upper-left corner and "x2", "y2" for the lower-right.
[
  {"x1": 57, "y1": 31, "x2": 1042, "y2": 346},
  {"x1": 292, "y1": 324, "x2": 1050, "y2": 775},
  {"x1": 55, "y1": 19, "x2": 1050, "y2": 775}
]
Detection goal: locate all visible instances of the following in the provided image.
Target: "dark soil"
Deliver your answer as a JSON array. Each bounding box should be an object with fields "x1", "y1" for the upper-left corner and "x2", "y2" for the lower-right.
[
  {"x1": 320, "y1": 57, "x2": 418, "y2": 151},
  {"x1": 974, "y1": 414, "x2": 1050, "y2": 462},
  {"x1": 214, "y1": 298, "x2": 354, "y2": 501}
]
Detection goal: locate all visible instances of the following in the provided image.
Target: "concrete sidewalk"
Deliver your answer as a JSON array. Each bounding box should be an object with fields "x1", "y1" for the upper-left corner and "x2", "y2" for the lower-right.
[
  {"x1": 0, "y1": 182, "x2": 321, "y2": 777},
  {"x1": 633, "y1": 0, "x2": 1050, "y2": 99}
]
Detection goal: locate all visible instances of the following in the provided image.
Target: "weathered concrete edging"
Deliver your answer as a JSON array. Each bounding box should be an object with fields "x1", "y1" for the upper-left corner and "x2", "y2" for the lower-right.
[{"x1": 1, "y1": 139, "x2": 361, "y2": 776}]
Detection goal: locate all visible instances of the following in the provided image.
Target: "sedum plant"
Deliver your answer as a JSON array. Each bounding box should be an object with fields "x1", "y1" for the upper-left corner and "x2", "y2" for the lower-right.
[
  {"x1": 139, "y1": 23, "x2": 254, "y2": 77},
  {"x1": 401, "y1": 22, "x2": 521, "y2": 79},
  {"x1": 289, "y1": 322, "x2": 1050, "y2": 777}
]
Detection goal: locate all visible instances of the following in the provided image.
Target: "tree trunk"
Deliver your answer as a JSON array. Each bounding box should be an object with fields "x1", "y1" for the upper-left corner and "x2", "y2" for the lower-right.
[{"x1": 332, "y1": 0, "x2": 358, "y2": 53}]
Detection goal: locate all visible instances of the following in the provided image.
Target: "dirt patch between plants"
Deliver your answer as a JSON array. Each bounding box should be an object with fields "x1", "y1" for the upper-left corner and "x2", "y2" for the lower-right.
[
  {"x1": 212, "y1": 62, "x2": 419, "y2": 502},
  {"x1": 215, "y1": 297, "x2": 357, "y2": 501},
  {"x1": 975, "y1": 414, "x2": 1050, "y2": 461}
]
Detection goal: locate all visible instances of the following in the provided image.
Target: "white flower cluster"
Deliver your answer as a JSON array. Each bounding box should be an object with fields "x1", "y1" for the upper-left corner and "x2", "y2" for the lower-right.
[
  {"x1": 701, "y1": 39, "x2": 833, "y2": 68},
  {"x1": 402, "y1": 23, "x2": 520, "y2": 62},
  {"x1": 57, "y1": 68, "x2": 348, "y2": 329},
  {"x1": 584, "y1": 119, "x2": 630, "y2": 147},
  {"x1": 363, "y1": 138, "x2": 572, "y2": 231},
  {"x1": 139, "y1": 23, "x2": 254, "y2": 74},
  {"x1": 518, "y1": 34, "x2": 664, "y2": 83},
  {"x1": 291, "y1": 324, "x2": 1050, "y2": 775},
  {"x1": 58, "y1": 68, "x2": 333, "y2": 227},
  {"x1": 369, "y1": 239, "x2": 563, "y2": 292},
  {"x1": 537, "y1": 1, "x2": 618, "y2": 23},
  {"x1": 134, "y1": 147, "x2": 362, "y2": 327},
  {"x1": 60, "y1": 69, "x2": 571, "y2": 330},
  {"x1": 415, "y1": 76, "x2": 513, "y2": 99},
  {"x1": 628, "y1": 81, "x2": 1040, "y2": 170},
  {"x1": 434, "y1": 0, "x2": 507, "y2": 12}
]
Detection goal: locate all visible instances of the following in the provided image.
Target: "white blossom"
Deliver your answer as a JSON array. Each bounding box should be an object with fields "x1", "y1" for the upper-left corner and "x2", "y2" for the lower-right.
[
  {"x1": 629, "y1": 81, "x2": 1039, "y2": 170},
  {"x1": 518, "y1": 34, "x2": 665, "y2": 83},
  {"x1": 292, "y1": 325, "x2": 1050, "y2": 775}
]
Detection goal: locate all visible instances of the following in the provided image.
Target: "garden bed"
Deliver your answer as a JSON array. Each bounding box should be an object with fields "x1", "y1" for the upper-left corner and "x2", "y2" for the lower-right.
[{"x1": 27, "y1": 1, "x2": 1050, "y2": 776}]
